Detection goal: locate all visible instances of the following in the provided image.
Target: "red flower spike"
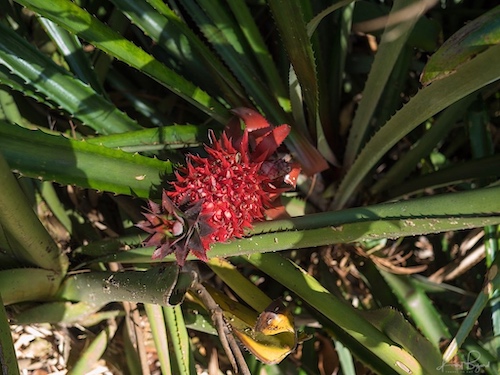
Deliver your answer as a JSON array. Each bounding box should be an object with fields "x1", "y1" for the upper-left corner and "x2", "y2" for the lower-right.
[{"x1": 138, "y1": 108, "x2": 301, "y2": 266}]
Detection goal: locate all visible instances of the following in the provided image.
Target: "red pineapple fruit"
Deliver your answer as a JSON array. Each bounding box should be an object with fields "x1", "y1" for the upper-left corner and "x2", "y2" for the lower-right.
[{"x1": 137, "y1": 108, "x2": 301, "y2": 266}]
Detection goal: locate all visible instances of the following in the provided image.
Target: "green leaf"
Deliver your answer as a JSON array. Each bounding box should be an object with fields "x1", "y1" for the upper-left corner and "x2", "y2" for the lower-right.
[
  {"x1": 58, "y1": 266, "x2": 182, "y2": 305},
  {"x1": 86, "y1": 124, "x2": 206, "y2": 152},
  {"x1": 442, "y1": 264, "x2": 500, "y2": 363},
  {"x1": 387, "y1": 154, "x2": 500, "y2": 198},
  {"x1": 163, "y1": 304, "x2": 195, "y2": 375},
  {"x1": 421, "y1": 5, "x2": 500, "y2": 85},
  {"x1": 38, "y1": 16, "x2": 105, "y2": 95},
  {"x1": 334, "y1": 340, "x2": 357, "y2": 375},
  {"x1": 0, "y1": 65, "x2": 59, "y2": 111},
  {"x1": 344, "y1": 0, "x2": 423, "y2": 167},
  {"x1": 181, "y1": 0, "x2": 283, "y2": 117},
  {"x1": 207, "y1": 257, "x2": 271, "y2": 312},
  {"x1": 226, "y1": 0, "x2": 290, "y2": 109},
  {"x1": 332, "y1": 41, "x2": 500, "y2": 210},
  {"x1": 378, "y1": 272, "x2": 451, "y2": 347},
  {"x1": 246, "y1": 253, "x2": 442, "y2": 375},
  {"x1": 370, "y1": 94, "x2": 477, "y2": 196},
  {"x1": 145, "y1": 304, "x2": 172, "y2": 375},
  {"x1": 39, "y1": 180, "x2": 72, "y2": 233},
  {"x1": 87, "y1": 210, "x2": 500, "y2": 264},
  {"x1": 105, "y1": 69, "x2": 172, "y2": 128},
  {"x1": 0, "y1": 22, "x2": 140, "y2": 134},
  {"x1": 13, "y1": 301, "x2": 109, "y2": 325},
  {"x1": 360, "y1": 307, "x2": 443, "y2": 372},
  {"x1": 181, "y1": 0, "x2": 328, "y2": 175},
  {"x1": 0, "y1": 87, "x2": 22, "y2": 124},
  {"x1": 307, "y1": 1, "x2": 354, "y2": 167},
  {"x1": 0, "y1": 268, "x2": 63, "y2": 305},
  {"x1": 0, "y1": 122, "x2": 171, "y2": 198},
  {"x1": 0, "y1": 294, "x2": 20, "y2": 375},
  {"x1": 14, "y1": 0, "x2": 230, "y2": 123},
  {"x1": 90, "y1": 186, "x2": 500, "y2": 264},
  {"x1": 269, "y1": 0, "x2": 318, "y2": 131},
  {"x1": 111, "y1": 0, "x2": 245, "y2": 107},
  {"x1": 0, "y1": 151, "x2": 69, "y2": 272},
  {"x1": 70, "y1": 327, "x2": 115, "y2": 375},
  {"x1": 253, "y1": 185, "x2": 500, "y2": 233},
  {"x1": 352, "y1": 1, "x2": 440, "y2": 52}
]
